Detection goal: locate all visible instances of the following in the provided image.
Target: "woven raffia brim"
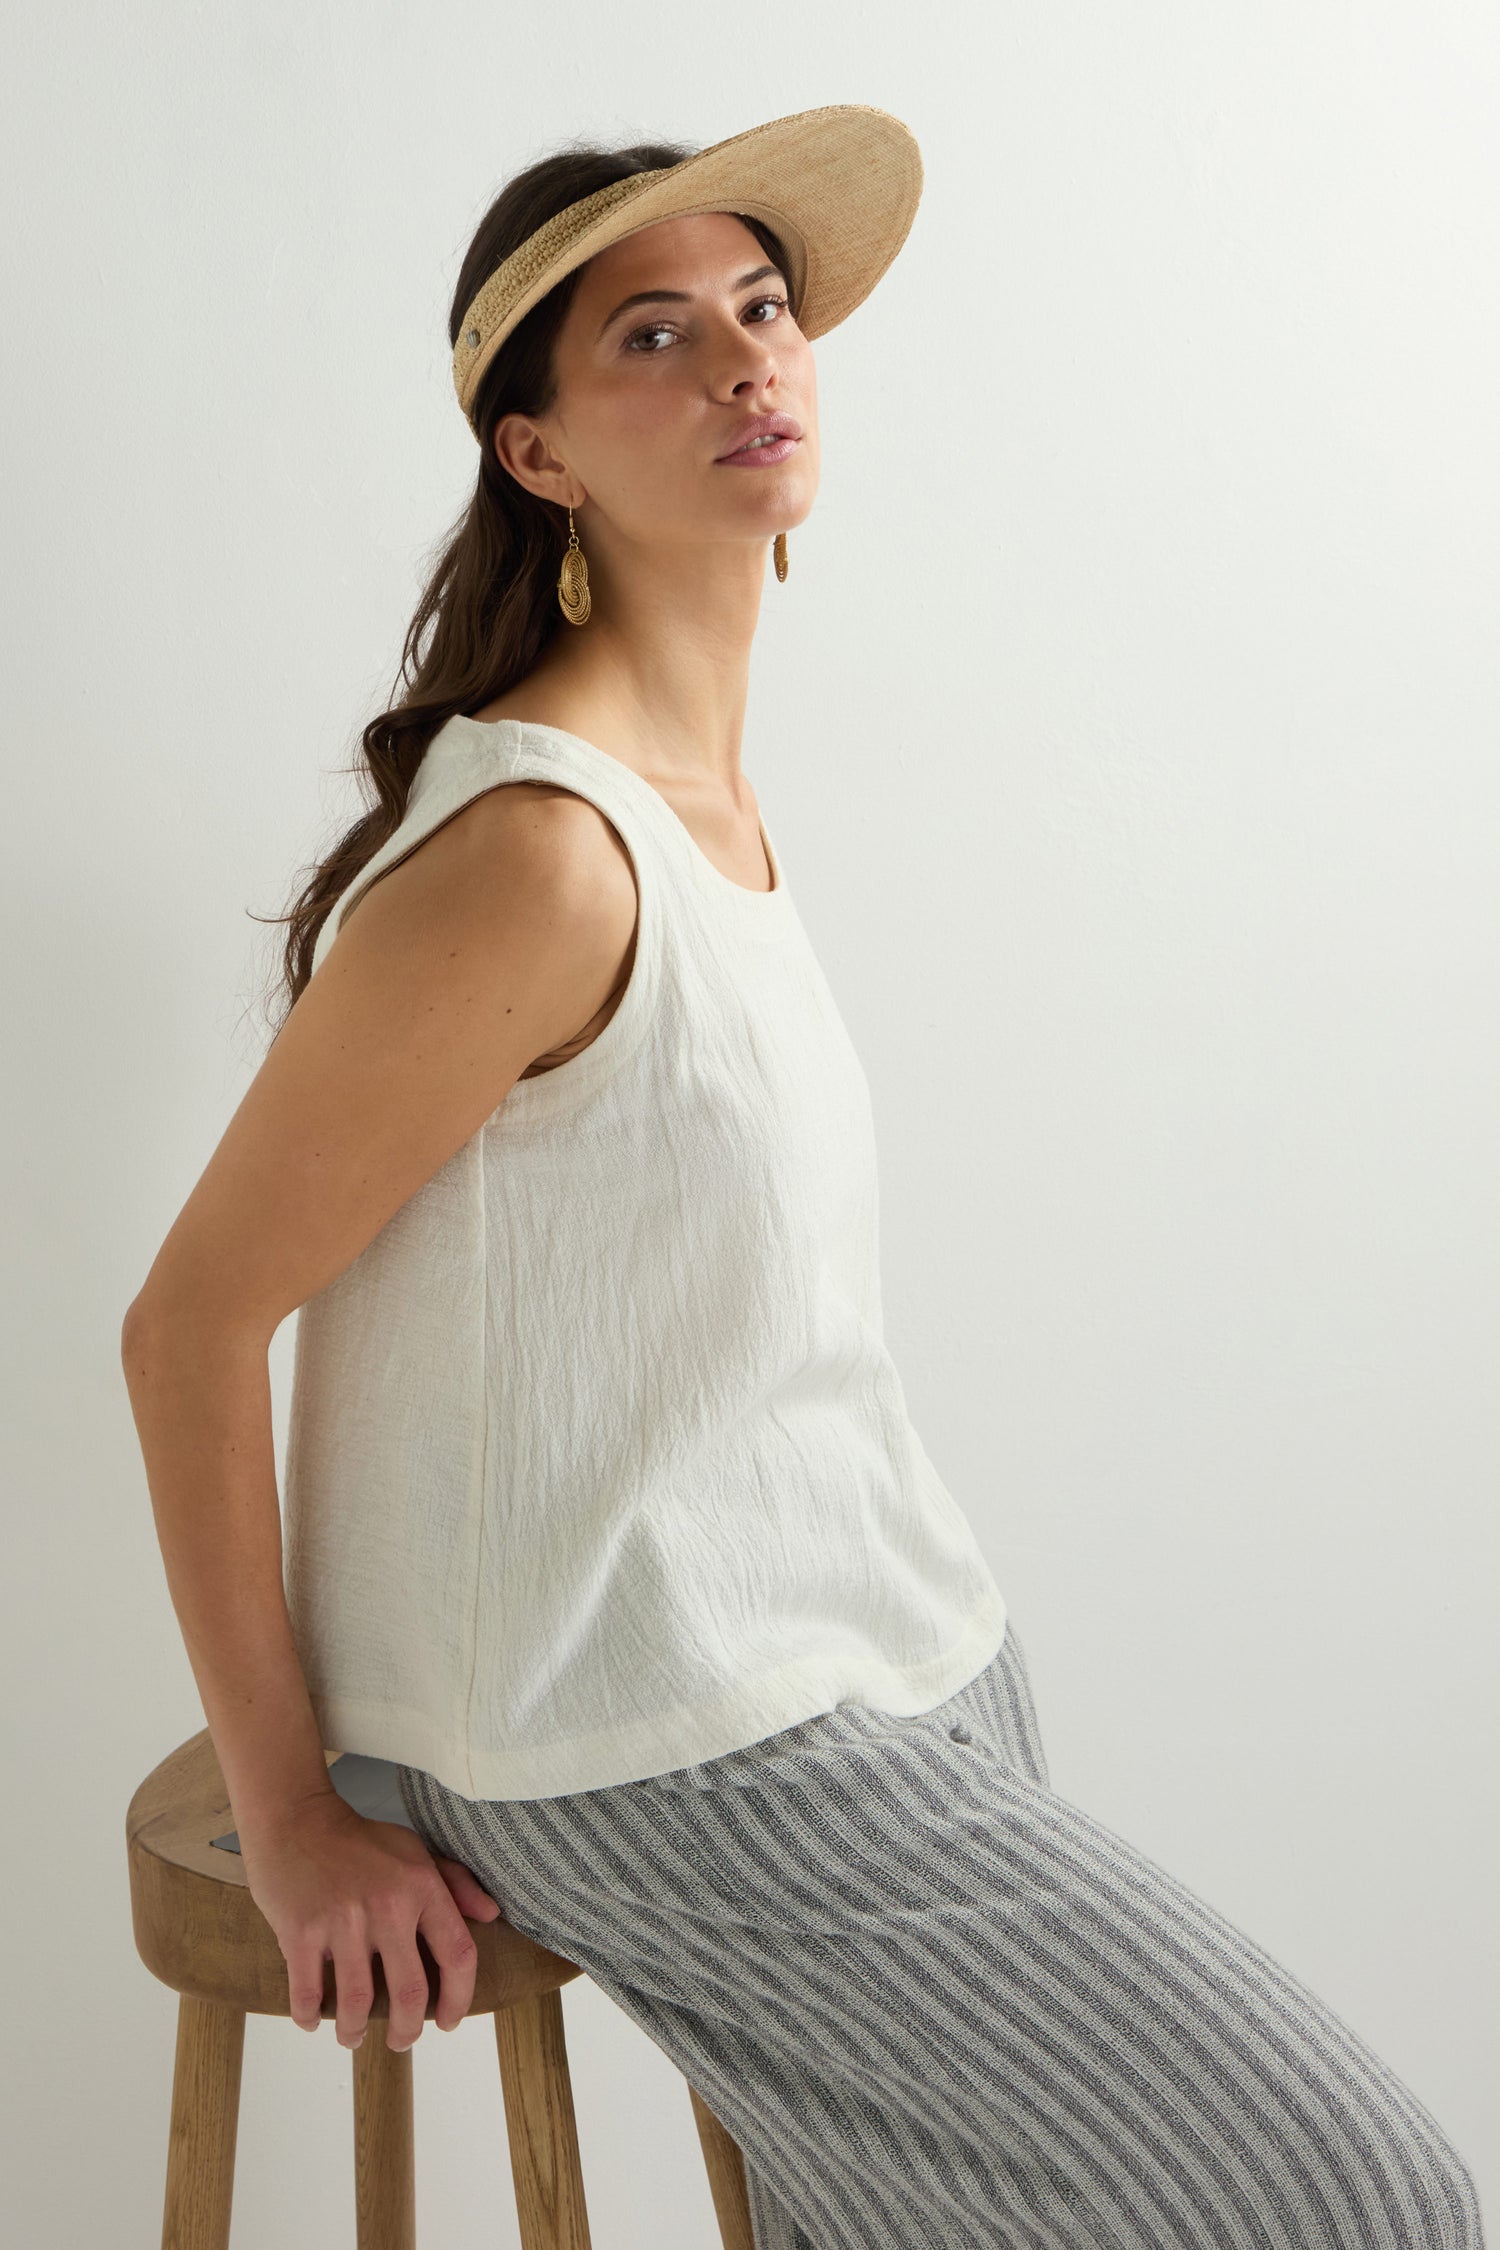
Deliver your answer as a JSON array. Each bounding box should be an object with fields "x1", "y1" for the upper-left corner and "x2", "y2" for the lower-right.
[{"x1": 453, "y1": 103, "x2": 923, "y2": 434}]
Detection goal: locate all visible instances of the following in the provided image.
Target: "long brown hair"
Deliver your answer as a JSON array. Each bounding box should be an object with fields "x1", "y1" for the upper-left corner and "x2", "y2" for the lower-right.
[{"x1": 255, "y1": 139, "x2": 796, "y2": 1036}]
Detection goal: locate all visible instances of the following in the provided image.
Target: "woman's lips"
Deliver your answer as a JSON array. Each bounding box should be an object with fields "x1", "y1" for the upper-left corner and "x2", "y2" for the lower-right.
[{"x1": 716, "y1": 435, "x2": 801, "y2": 467}]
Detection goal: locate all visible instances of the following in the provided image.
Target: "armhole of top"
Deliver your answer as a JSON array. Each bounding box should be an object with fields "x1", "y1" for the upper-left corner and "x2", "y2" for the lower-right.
[
  {"x1": 330, "y1": 778, "x2": 620, "y2": 938},
  {"x1": 310, "y1": 765, "x2": 659, "y2": 1115}
]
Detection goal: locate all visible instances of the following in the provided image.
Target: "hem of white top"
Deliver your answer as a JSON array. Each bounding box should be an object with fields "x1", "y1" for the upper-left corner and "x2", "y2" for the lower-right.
[{"x1": 308, "y1": 1586, "x2": 1008, "y2": 1804}]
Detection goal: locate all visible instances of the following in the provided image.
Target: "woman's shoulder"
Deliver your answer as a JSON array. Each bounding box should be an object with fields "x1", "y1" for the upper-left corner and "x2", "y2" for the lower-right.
[{"x1": 346, "y1": 770, "x2": 633, "y2": 942}]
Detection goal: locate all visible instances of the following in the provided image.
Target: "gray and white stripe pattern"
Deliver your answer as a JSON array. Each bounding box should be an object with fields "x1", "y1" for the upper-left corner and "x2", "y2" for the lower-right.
[{"x1": 396, "y1": 1625, "x2": 1483, "y2": 2249}]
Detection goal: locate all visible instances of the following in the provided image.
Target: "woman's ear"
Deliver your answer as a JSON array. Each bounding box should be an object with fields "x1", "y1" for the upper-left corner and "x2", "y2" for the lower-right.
[{"x1": 491, "y1": 411, "x2": 578, "y2": 512}]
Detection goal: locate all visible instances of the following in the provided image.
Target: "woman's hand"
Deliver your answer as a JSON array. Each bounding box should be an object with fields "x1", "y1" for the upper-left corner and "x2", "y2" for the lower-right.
[{"x1": 238, "y1": 1788, "x2": 504, "y2": 2050}]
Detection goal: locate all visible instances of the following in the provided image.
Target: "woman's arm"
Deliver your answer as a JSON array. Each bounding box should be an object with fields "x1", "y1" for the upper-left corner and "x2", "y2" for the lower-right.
[{"x1": 121, "y1": 778, "x2": 639, "y2": 2050}]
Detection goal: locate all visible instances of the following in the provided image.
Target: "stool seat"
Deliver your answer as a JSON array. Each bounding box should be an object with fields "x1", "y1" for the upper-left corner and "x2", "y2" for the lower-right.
[{"x1": 126, "y1": 1728, "x2": 755, "y2": 2250}]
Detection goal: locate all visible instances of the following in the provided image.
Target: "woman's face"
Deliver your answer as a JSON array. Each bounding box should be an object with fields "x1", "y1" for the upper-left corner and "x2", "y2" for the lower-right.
[{"x1": 496, "y1": 210, "x2": 819, "y2": 554}]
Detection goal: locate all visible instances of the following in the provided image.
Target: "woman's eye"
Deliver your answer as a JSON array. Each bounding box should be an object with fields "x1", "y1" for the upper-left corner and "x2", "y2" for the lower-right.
[{"x1": 625, "y1": 294, "x2": 790, "y2": 353}]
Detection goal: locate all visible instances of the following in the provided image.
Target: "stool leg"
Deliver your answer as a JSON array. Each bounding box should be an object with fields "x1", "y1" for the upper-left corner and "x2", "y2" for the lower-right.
[
  {"x1": 688, "y1": 2082, "x2": 757, "y2": 2250},
  {"x1": 353, "y1": 2036, "x2": 416, "y2": 2249},
  {"x1": 160, "y1": 1993, "x2": 245, "y2": 2250},
  {"x1": 493, "y1": 1990, "x2": 592, "y2": 2250}
]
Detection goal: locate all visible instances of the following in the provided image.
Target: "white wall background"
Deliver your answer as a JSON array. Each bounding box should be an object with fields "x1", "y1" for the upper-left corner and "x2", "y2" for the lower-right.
[{"x1": 5, "y1": 3, "x2": 1495, "y2": 2241}]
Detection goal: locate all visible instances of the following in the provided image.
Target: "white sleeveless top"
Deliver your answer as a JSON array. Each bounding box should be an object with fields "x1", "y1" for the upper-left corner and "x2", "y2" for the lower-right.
[{"x1": 282, "y1": 715, "x2": 1007, "y2": 1800}]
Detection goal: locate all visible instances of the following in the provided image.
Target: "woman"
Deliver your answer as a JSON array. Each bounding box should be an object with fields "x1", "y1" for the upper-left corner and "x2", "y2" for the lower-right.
[{"x1": 122, "y1": 106, "x2": 1483, "y2": 2249}]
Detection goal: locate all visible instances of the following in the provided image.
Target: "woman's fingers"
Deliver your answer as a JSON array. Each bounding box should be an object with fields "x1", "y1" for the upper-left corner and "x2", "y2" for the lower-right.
[
  {"x1": 284, "y1": 1938, "x2": 332, "y2": 2033},
  {"x1": 433, "y1": 1851, "x2": 505, "y2": 1923},
  {"x1": 328, "y1": 1919, "x2": 378, "y2": 2049},
  {"x1": 416, "y1": 1882, "x2": 483, "y2": 2034},
  {"x1": 377, "y1": 1922, "x2": 440, "y2": 2051},
  {"x1": 319, "y1": 1878, "x2": 485, "y2": 2052}
]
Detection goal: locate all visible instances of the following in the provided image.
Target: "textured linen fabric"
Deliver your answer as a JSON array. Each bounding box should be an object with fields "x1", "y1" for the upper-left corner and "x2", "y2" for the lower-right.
[
  {"x1": 396, "y1": 1622, "x2": 1485, "y2": 2250},
  {"x1": 282, "y1": 715, "x2": 1008, "y2": 1800}
]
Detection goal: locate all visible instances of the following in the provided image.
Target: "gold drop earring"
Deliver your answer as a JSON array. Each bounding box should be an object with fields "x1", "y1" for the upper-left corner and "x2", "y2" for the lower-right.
[
  {"x1": 773, "y1": 529, "x2": 789, "y2": 582},
  {"x1": 557, "y1": 503, "x2": 591, "y2": 626}
]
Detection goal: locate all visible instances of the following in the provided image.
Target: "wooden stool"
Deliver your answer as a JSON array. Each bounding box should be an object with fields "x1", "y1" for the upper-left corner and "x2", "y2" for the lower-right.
[{"x1": 127, "y1": 1730, "x2": 757, "y2": 2249}]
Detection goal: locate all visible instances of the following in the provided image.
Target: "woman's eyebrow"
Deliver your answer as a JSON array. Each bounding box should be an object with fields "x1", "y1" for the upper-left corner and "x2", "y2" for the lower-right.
[{"x1": 595, "y1": 264, "x2": 783, "y2": 342}]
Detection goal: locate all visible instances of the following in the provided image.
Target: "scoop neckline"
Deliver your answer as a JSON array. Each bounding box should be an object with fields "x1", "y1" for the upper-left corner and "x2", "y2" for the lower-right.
[{"x1": 455, "y1": 713, "x2": 791, "y2": 910}]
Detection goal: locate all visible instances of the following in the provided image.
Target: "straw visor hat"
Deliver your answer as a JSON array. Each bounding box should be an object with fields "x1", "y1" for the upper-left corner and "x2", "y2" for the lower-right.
[{"x1": 452, "y1": 103, "x2": 923, "y2": 436}]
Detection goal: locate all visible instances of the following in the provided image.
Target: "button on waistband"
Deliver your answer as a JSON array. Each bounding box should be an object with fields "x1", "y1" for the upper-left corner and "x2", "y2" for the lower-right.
[{"x1": 948, "y1": 1723, "x2": 973, "y2": 1743}]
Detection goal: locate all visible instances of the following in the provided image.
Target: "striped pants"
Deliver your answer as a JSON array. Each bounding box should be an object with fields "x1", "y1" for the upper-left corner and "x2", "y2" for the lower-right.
[{"x1": 395, "y1": 1624, "x2": 1484, "y2": 2249}]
